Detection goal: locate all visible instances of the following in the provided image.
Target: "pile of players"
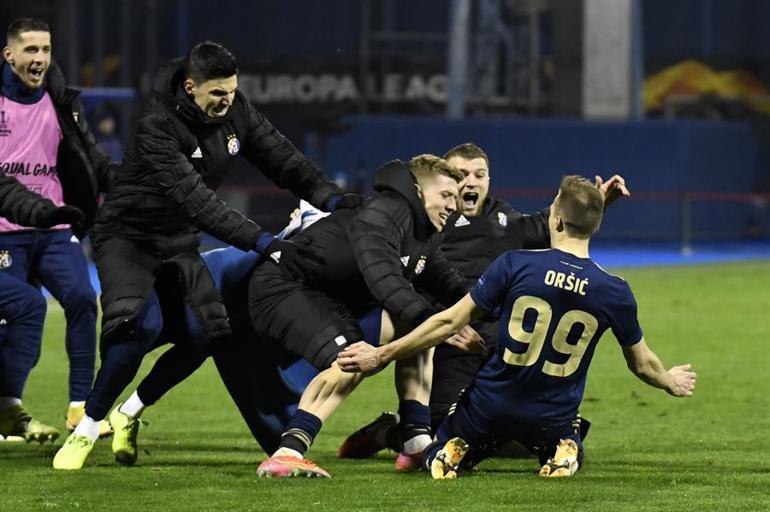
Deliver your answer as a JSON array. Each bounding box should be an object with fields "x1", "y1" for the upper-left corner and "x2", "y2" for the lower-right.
[{"x1": 0, "y1": 17, "x2": 696, "y2": 479}]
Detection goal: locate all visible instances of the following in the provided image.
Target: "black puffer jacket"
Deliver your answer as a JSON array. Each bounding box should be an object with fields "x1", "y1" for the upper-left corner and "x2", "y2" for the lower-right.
[
  {"x1": 94, "y1": 58, "x2": 340, "y2": 250},
  {"x1": 292, "y1": 160, "x2": 470, "y2": 326},
  {"x1": 0, "y1": 61, "x2": 113, "y2": 232},
  {"x1": 0, "y1": 171, "x2": 58, "y2": 226}
]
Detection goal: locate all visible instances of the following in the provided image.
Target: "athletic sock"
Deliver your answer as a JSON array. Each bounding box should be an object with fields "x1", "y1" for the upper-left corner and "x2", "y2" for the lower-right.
[
  {"x1": 69, "y1": 401, "x2": 85, "y2": 409},
  {"x1": 0, "y1": 397, "x2": 22, "y2": 410},
  {"x1": 398, "y1": 400, "x2": 432, "y2": 454},
  {"x1": 276, "y1": 409, "x2": 323, "y2": 457},
  {"x1": 73, "y1": 414, "x2": 101, "y2": 441},
  {"x1": 119, "y1": 391, "x2": 145, "y2": 418}
]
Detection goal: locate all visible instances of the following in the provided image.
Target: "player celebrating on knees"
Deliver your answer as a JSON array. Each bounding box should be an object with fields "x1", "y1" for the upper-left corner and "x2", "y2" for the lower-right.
[{"x1": 338, "y1": 175, "x2": 696, "y2": 479}]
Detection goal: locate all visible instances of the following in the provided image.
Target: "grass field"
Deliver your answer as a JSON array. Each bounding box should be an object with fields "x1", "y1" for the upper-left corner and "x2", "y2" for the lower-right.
[{"x1": 2, "y1": 261, "x2": 769, "y2": 511}]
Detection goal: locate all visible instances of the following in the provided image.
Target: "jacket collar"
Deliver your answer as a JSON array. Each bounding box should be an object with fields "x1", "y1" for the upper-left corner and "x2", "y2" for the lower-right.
[{"x1": 0, "y1": 61, "x2": 45, "y2": 104}]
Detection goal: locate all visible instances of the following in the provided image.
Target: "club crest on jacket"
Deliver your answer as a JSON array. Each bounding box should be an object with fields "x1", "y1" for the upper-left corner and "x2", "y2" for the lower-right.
[
  {"x1": 227, "y1": 134, "x2": 240, "y2": 156},
  {"x1": 0, "y1": 250, "x2": 12, "y2": 269}
]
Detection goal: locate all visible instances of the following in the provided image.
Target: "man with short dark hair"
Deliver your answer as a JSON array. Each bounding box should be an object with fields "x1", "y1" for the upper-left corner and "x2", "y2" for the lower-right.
[
  {"x1": 0, "y1": 17, "x2": 113, "y2": 439},
  {"x1": 52, "y1": 40, "x2": 357, "y2": 470},
  {"x1": 338, "y1": 175, "x2": 696, "y2": 480}
]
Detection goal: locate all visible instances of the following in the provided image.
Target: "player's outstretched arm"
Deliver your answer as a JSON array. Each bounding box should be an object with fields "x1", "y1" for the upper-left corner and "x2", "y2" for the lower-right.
[
  {"x1": 621, "y1": 338, "x2": 697, "y2": 397},
  {"x1": 337, "y1": 294, "x2": 484, "y2": 374}
]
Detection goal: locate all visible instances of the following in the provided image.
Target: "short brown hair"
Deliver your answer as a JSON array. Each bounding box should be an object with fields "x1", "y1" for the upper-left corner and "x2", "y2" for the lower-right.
[
  {"x1": 443, "y1": 142, "x2": 489, "y2": 165},
  {"x1": 409, "y1": 154, "x2": 464, "y2": 185},
  {"x1": 555, "y1": 175, "x2": 604, "y2": 238}
]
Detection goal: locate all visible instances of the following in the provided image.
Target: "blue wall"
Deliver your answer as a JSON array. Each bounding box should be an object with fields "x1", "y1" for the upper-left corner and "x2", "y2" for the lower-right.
[{"x1": 316, "y1": 117, "x2": 761, "y2": 241}]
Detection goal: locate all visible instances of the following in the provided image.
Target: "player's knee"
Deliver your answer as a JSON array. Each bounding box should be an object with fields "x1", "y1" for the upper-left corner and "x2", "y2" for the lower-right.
[
  {"x1": 101, "y1": 297, "x2": 161, "y2": 345},
  {"x1": 305, "y1": 325, "x2": 363, "y2": 370},
  {"x1": 19, "y1": 290, "x2": 47, "y2": 322},
  {"x1": 60, "y1": 284, "x2": 97, "y2": 318}
]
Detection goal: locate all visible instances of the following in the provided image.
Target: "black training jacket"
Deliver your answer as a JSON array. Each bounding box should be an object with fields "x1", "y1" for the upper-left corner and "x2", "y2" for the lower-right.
[
  {"x1": 94, "y1": 57, "x2": 340, "y2": 250},
  {"x1": 293, "y1": 160, "x2": 470, "y2": 326},
  {"x1": 0, "y1": 171, "x2": 58, "y2": 227},
  {"x1": 441, "y1": 198, "x2": 550, "y2": 280},
  {"x1": 0, "y1": 61, "x2": 113, "y2": 232}
]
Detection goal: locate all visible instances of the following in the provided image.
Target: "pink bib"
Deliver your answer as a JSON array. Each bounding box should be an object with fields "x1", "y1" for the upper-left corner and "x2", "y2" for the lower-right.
[{"x1": 0, "y1": 92, "x2": 65, "y2": 232}]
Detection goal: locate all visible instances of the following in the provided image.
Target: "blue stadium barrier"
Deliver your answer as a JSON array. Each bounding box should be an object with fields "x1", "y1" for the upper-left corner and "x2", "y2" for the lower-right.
[{"x1": 314, "y1": 116, "x2": 766, "y2": 241}]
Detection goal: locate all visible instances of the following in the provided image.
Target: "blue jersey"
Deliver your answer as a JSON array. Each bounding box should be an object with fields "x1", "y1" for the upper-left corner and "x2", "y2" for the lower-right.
[{"x1": 469, "y1": 248, "x2": 643, "y2": 426}]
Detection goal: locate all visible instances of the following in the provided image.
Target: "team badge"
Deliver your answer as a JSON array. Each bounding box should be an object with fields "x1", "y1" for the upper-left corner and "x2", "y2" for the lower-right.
[
  {"x1": 414, "y1": 255, "x2": 427, "y2": 275},
  {"x1": 0, "y1": 250, "x2": 12, "y2": 269},
  {"x1": 497, "y1": 212, "x2": 508, "y2": 227},
  {"x1": 226, "y1": 134, "x2": 240, "y2": 156}
]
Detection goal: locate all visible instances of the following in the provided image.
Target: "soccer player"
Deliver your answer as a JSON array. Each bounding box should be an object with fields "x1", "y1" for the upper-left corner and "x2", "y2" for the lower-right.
[
  {"x1": 52, "y1": 41, "x2": 357, "y2": 470},
  {"x1": 337, "y1": 175, "x2": 696, "y2": 479},
  {"x1": 1, "y1": 18, "x2": 114, "y2": 437},
  {"x1": 0, "y1": 171, "x2": 86, "y2": 441},
  {"x1": 339, "y1": 142, "x2": 628, "y2": 456},
  {"x1": 254, "y1": 155, "x2": 481, "y2": 478}
]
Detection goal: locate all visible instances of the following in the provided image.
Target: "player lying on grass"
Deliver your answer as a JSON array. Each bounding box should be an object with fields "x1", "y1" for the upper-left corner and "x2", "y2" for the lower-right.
[{"x1": 337, "y1": 175, "x2": 696, "y2": 479}]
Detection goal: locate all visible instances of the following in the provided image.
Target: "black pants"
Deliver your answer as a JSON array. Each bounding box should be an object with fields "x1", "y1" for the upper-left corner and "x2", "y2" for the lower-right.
[{"x1": 248, "y1": 261, "x2": 365, "y2": 370}]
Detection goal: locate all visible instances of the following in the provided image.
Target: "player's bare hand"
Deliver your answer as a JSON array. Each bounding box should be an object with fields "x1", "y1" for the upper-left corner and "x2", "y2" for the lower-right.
[
  {"x1": 595, "y1": 174, "x2": 631, "y2": 209},
  {"x1": 444, "y1": 325, "x2": 485, "y2": 353},
  {"x1": 667, "y1": 363, "x2": 697, "y2": 397},
  {"x1": 337, "y1": 342, "x2": 382, "y2": 374}
]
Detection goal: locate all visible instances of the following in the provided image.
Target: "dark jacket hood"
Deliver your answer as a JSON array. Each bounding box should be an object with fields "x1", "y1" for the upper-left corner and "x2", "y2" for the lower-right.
[
  {"x1": 372, "y1": 159, "x2": 436, "y2": 240},
  {"x1": 148, "y1": 57, "x2": 232, "y2": 127}
]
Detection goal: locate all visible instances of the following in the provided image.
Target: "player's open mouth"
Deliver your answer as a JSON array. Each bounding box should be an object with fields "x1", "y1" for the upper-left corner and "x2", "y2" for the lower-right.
[
  {"x1": 212, "y1": 105, "x2": 229, "y2": 116},
  {"x1": 438, "y1": 212, "x2": 449, "y2": 227},
  {"x1": 28, "y1": 68, "x2": 45, "y2": 81},
  {"x1": 462, "y1": 191, "x2": 479, "y2": 209}
]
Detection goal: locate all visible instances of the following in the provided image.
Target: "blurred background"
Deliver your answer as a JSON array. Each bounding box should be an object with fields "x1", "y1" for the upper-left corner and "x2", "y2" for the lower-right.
[{"x1": 3, "y1": 0, "x2": 770, "y2": 251}]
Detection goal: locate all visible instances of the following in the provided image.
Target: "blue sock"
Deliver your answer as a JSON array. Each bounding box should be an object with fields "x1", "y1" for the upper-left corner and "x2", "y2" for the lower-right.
[
  {"x1": 398, "y1": 400, "x2": 432, "y2": 441},
  {"x1": 279, "y1": 409, "x2": 323, "y2": 455}
]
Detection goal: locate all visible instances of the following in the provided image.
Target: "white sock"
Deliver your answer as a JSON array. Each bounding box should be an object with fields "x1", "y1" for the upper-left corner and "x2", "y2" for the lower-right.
[
  {"x1": 73, "y1": 414, "x2": 101, "y2": 441},
  {"x1": 0, "y1": 397, "x2": 22, "y2": 410},
  {"x1": 272, "y1": 447, "x2": 303, "y2": 459},
  {"x1": 403, "y1": 434, "x2": 432, "y2": 455},
  {"x1": 119, "y1": 391, "x2": 145, "y2": 418},
  {"x1": 69, "y1": 401, "x2": 85, "y2": 409}
]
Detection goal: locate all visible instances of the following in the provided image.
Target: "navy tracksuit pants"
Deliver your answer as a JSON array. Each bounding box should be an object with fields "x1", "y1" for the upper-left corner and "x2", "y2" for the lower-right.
[
  {"x1": 0, "y1": 229, "x2": 97, "y2": 402},
  {"x1": 0, "y1": 271, "x2": 46, "y2": 398}
]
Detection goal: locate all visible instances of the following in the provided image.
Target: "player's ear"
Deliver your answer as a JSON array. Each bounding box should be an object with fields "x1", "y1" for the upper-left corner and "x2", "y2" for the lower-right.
[
  {"x1": 2, "y1": 46, "x2": 14, "y2": 65},
  {"x1": 555, "y1": 215, "x2": 565, "y2": 233},
  {"x1": 415, "y1": 183, "x2": 424, "y2": 200},
  {"x1": 183, "y1": 78, "x2": 196, "y2": 96}
]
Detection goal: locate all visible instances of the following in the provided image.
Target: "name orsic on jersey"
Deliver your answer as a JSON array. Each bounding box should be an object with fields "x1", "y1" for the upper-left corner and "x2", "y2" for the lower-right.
[{"x1": 544, "y1": 270, "x2": 588, "y2": 296}]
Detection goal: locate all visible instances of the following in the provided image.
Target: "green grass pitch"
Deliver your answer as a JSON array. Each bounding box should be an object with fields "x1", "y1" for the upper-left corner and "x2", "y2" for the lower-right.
[{"x1": 1, "y1": 261, "x2": 769, "y2": 511}]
